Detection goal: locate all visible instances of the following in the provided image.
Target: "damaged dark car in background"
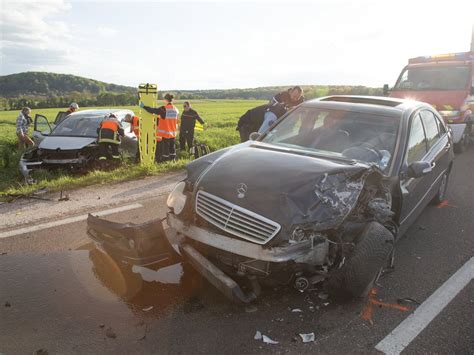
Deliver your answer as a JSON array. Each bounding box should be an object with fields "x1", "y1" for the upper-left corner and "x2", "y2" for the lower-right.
[
  {"x1": 19, "y1": 109, "x2": 138, "y2": 182},
  {"x1": 88, "y1": 96, "x2": 454, "y2": 303}
]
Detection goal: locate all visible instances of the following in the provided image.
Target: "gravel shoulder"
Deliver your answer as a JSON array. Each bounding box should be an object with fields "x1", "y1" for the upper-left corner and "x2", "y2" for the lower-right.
[{"x1": 0, "y1": 170, "x2": 185, "y2": 231}]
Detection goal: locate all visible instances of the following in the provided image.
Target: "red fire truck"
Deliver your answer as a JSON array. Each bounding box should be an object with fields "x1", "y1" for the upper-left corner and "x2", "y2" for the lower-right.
[{"x1": 386, "y1": 51, "x2": 474, "y2": 152}]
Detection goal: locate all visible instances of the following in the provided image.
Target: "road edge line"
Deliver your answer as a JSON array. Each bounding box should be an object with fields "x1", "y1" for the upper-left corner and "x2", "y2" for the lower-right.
[
  {"x1": 0, "y1": 203, "x2": 143, "y2": 239},
  {"x1": 375, "y1": 257, "x2": 474, "y2": 354}
]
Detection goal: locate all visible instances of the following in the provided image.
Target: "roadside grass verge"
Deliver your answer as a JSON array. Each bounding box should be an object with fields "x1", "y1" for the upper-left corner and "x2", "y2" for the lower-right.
[{"x1": 0, "y1": 100, "x2": 264, "y2": 198}]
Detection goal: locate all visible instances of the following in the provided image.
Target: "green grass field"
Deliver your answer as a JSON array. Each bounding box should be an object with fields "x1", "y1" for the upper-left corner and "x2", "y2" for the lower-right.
[{"x1": 0, "y1": 100, "x2": 265, "y2": 196}]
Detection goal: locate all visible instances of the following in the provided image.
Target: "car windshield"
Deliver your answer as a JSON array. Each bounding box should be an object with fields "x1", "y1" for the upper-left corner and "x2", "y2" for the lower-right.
[
  {"x1": 394, "y1": 65, "x2": 470, "y2": 91},
  {"x1": 260, "y1": 106, "x2": 400, "y2": 171},
  {"x1": 52, "y1": 114, "x2": 103, "y2": 137}
]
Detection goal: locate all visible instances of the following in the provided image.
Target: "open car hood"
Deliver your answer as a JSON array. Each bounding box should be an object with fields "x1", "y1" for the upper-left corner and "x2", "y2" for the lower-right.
[
  {"x1": 191, "y1": 144, "x2": 378, "y2": 241},
  {"x1": 39, "y1": 136, "x2": 97, "y2": 150}
]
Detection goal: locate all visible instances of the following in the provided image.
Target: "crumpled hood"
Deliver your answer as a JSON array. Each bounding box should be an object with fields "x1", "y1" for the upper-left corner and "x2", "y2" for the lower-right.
[
  {"x1": 39, "y1": 136, "x2": 97, "y2": 150},
  {"x1": 191, "y1": 143, "x2": 374, "y2": 241}
]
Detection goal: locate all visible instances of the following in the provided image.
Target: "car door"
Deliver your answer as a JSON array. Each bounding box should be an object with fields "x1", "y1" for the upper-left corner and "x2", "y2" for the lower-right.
[
  {"x1": 398, "y1": 110, "x2": 450, "y2": 234},
  {"x1": 419, "y1": 109, "x2": 451, "y2": 199},
  {"x1": 119, "y1": 119, "x2": 138, "y2": 156},
  {"x1": 32, "y1": 114, "x2": 53, "y2": 145},
  {"x1": 54, "y1": 111, "x2": 69, "y2": 125}
]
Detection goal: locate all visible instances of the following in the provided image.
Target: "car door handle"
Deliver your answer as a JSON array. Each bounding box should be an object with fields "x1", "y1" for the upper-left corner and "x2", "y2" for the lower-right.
[
  {"x1": 422, "y1": 162, "x2": 436, "y2": 174},
  {"x1": 444, "y1": 143, "x2": 451, "y2": 151}
]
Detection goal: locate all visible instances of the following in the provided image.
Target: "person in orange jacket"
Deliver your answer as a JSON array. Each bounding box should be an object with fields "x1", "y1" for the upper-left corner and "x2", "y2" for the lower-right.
[
  {"x1": 124, "y1": 113, "x2": 140, "y2": 162},
  {"x1": 140, "y1": 93, "x2": 179, "y2": 162}
]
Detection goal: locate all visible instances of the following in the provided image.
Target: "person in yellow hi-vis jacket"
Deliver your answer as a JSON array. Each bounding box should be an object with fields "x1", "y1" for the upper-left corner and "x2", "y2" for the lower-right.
[{"x1": 179, "y1": 101, "x2": 205, "y2": 151}]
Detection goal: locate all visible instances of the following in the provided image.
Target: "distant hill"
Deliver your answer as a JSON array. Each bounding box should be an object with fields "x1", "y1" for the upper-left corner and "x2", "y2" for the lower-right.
[
  {"x1": 0, "y1": 71, "x2": 383, "y2": 110},
  {"x1": 0, "y1": 72, "x2": 135, "y2": 98}
]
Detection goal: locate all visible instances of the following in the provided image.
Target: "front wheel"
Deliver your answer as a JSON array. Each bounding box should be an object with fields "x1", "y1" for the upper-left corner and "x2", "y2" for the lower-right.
[{"x1": 327, "y1": 222, "x2": 394, "y2": 299}]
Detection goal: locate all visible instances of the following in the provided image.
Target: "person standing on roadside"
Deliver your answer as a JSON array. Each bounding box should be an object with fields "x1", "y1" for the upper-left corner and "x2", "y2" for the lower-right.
[
  {"x1": 16, "y1": 107, "x2": 34, "y2": 150},
  {"x1": 140, "y1": 93, "x2": 179, "y2": 162},
  {"x1": 258, "y1": 86, "x2": 304, "y2": 133},
  {"x1": 66, "y1": 102, "x2": 79, "y2": 115},
  {"x1": 179, "y1": 101, "x2": 205, "y2": 151}
]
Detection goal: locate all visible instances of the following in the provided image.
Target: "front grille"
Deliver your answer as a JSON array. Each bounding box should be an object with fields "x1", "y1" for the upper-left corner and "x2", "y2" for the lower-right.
[
  {"x1": 40, "y1": 149, "x2": 78, "y2": 160},
  {"x1": 195, "y1": 190, "x2": 281, "y2": 245}
]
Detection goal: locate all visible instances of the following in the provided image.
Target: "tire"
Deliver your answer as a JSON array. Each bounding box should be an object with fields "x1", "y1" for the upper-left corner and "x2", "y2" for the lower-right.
[
  {"x1": 327, "y1": 222, "x2": 394, "y2": 299},
  {"x1": 431, "y1": 171, "x2": 449, "y2": 205}
]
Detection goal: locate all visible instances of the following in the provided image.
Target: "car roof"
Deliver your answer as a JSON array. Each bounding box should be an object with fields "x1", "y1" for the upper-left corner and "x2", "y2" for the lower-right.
[
  {"x1": 66, "y1": 109, "x2": 134, "y2": 118},
  {"x1": 304, "y1": 95, "x2": 428, "y2": 117}
]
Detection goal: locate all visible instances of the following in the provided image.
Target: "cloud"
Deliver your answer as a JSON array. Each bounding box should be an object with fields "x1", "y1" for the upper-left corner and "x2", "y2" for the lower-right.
[
  {"x1": 97, "y1": 26, "x2": 117, "y2": 37},
  {"x1": 0, "y1": 0, "x2": 73, "y2": 74}
]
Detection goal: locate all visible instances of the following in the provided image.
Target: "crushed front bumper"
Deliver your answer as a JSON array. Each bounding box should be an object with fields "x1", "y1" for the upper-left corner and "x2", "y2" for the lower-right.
[{"x1": 86, "y1": 213, "x2": 261, "y2": 303}]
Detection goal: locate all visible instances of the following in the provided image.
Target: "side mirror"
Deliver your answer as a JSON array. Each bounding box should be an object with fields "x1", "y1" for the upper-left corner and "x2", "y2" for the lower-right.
[
  {"x1": 249, "y1": 132, "x2": 261, "y2": 141},
  {"x1": 407, "y1": 161, "x2": 434, "y2": 178},
  {"x1": 383, "y1": 84, "x2": 390, "y2": 96}
]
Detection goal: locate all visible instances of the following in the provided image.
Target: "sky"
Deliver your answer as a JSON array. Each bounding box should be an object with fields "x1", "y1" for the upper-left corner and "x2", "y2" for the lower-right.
[{"x1": 1, "y1": 0, "x2": 473, "y2": 90}]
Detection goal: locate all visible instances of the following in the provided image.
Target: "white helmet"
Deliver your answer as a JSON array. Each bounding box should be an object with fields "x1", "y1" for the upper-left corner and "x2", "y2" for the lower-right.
[{"x1": 70, "y1": 102, "x2": 79, "y2": 110}]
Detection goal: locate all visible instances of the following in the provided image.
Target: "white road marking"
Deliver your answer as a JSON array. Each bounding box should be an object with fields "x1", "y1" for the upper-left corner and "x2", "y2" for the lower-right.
[
  {"x1": 0, "y1": 203, "x2": 143, "y2": 239},
  {"x1": 375, "y1": 257, "x2": 474, "y2": 354}
]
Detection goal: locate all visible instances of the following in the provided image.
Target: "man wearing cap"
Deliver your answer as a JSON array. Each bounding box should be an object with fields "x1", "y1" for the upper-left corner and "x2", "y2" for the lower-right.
[
  {"x1": 140, "y1": 93, "x2": 179, "y2": 162},
  {"x1": 66, "y1": 102, "x2": 79, "y2": 115}
]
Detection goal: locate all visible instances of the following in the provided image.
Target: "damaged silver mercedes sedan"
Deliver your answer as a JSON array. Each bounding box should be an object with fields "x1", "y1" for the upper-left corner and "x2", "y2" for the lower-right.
[
  {"x1": 19, "y1": 109, "x2": 138, "y2": 181},
  {"x1": 88, "y1": 96, "x2": 454, "y2": 303}
]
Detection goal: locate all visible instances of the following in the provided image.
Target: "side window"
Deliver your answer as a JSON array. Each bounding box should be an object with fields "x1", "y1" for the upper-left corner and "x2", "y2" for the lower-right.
[
  {"x1": 420, "y1": 110, "x2": 440, "y2": 148},
  {"x1": 435, "y1": 114, "x2": 447, "y2": 135},
  {"x1": 406, "y1": 114, "x2": 427, "y2": 164}
]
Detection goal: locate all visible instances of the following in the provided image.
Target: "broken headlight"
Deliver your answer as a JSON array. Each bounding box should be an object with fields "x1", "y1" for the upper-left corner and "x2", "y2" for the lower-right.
[{"x1": 166, "y1": 181, "x2": 187, "y2": 215}]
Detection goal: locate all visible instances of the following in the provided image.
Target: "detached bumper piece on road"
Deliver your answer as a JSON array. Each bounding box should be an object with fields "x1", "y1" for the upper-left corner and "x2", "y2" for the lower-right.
[
  {"x1": 86, "y1": 214, "x2": 260, "y2": 303},
  {"x1": 87, "y1": 214, "x2": 177, "y2": 268}
]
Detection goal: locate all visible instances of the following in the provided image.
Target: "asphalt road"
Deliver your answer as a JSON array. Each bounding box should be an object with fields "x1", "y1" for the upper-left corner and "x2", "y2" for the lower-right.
[{"x1": 1, "y1": 149, "x2": 473, "y2": 354}]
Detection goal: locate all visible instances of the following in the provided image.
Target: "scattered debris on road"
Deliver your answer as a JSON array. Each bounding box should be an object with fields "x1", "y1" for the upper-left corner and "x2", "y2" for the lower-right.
[
  {"x1": 361, "y1": 288, "x2": 410, "y2": 325},
  {"x1": 254, "y1": 331, "x2": 279, "y2": 345},
  {"x1": 142, "y1": 306, "x2": 154, "y2": 312},
  {"x1": 291, "y1": 308, "x2": 303, "y2": 313},
  {"x1": 245, "y1": 305, "x2": 258, "y2": 313},
  {"x1": 397, "y1": 297, "x2": 421, "y2": 306},
  {"x1": 5, "y1": 301, "x2": 11, "y2": 307},
  {"x1": 105, "y1": 327, "x2": 117, "y2": 339},
  {"x1": 299, "y1": 332, "x2": 315, "y2": 343},
  {"x1": 436, "y1": 200, "x2": 458, "y2": 209}
]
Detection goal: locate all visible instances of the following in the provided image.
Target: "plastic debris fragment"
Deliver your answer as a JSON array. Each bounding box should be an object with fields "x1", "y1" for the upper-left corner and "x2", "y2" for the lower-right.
[{"x1": 299, "y1": 333, "x2": 315, "y2": 343}]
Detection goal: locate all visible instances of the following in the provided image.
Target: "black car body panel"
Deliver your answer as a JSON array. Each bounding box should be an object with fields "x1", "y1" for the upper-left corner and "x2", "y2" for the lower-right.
[{"x1": 86, "y1": 95, "x2": 455, "y2": 302}]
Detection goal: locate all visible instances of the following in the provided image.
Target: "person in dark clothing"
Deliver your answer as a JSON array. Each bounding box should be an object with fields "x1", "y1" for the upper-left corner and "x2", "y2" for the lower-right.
[
  {"x1": 179, "y1": 101, "x2": 205, "y2": 151},
  {"x1": 140, "y1": 93, "x2": 179, "y2": 162},
  {"x1": 236, "y1": 87, "x2": 304, "y2": 142},
  {"x1": 236, "y1": 104, "x2": 268, "y2": 142},
  {"x1": 259, "y1": 86, "x2": 304, "y2": 133}
]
